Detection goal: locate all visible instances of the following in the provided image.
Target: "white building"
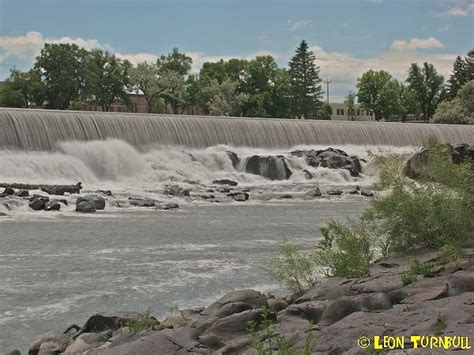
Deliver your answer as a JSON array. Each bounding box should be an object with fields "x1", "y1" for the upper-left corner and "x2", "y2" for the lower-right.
[{"x1": 329, "y1": 102, "x2": 375, "y2": 121}]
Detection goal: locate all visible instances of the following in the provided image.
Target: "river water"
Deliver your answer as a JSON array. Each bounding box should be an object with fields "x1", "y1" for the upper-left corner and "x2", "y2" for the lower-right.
[{"x1": 0, "y1": 200, "x2": 368, "y2": 352}]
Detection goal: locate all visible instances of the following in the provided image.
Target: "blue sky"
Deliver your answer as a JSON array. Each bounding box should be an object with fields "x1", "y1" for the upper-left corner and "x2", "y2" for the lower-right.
[{"x1": 0, "y1": 0, "x2": 473, "y2": 101}]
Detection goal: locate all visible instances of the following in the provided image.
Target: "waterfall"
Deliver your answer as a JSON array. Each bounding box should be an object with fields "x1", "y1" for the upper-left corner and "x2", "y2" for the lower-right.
[{"x1": 1, "y1": 108, "x2": 473, "y2": 151}]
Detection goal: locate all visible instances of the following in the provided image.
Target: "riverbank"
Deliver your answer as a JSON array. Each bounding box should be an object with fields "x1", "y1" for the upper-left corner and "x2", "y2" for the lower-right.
[{"x1": 11, "y1": 248, "x2": 473, "y2": 355}]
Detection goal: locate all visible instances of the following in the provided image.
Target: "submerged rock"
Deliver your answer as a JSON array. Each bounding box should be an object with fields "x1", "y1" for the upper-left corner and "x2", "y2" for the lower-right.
[
  {"x1": 212, "y1": 179, "x2": 238, "y2": 186},
  {"x1": 227, "y1": 192, "x2": 249, "y2": 201},
  {"x1": 29, "y1": 195, "x2": 49, "y2": 211},
  {"x1": 245, "y1": 155, "x2": 292, "y2": 180},
  {"x1": 306, "y1": 187, "x2": 322, "y2": 198},
  {"x1": 76, "y1": 200, "x2": 96, "y2": 213},
  {"x1": 76, "y1": 195, "x2": 106, "y2": 210},
  {"x1": 2, "y1": 187, "x2": 15, "y2": 195},
  {"x1": 163, "y1": 184, "x2": 191, "y2": 197}
]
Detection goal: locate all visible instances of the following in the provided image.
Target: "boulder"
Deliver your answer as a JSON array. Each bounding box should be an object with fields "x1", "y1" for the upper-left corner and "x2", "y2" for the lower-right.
[
  {"x1": 296, "y1": 278, "x2": 358, "y2": 303},
  {"x1": 29, "y1": 334, "x2": 62, "y2": 355},
  {"x1": 29, "y1": 195, "x2": 49, "y2": 211},
  {"x1": 5, "y1": 350, "x2": 21, "y2": 355},
  {"x1": 305, "y1": 187, "x2": 322, "y2": 198},
  {"x1": 64, "y1": 331, "x2": 111, "y2": 354},
  {"x1": 77, "y1": 312, "x2": 152, "y2": 336},
  {"x1": 45, "y1": 201, "x2": 61, "y2": 211},
  {"x1": 446, "y1": 270, "x2": 474, "y2": 296},
  {"x1": 76, "y1": 200, "x2": 96, "y2": 213},
  {"x1": 267, "y1": 297, "x2": 289, "y2": 313},
  {"x1": 226, "y1": 151, "x2": 240, "y2": 168},
  {"x1": 327, "y1": 188, "x2": 343, "y2": 196},
  {"x1": 302, "y1": 169, "x2": 313, "y2": 179},
  {"x1": 2, "y1": 187, "x2": 15, "y2": 195},
  {"x1": 245, "y1": 155, "x2": 292, "y2": 180},
  {"x1": 212, "y1": 179, "x2": 238, "y2": 187},
  {"x1": 76, "y1": 195, "x2": 106, "y2": 210},
  {"x1": 291, "y1": 148, "x2": 362, "y2": 177},
  {"x1": 227, "y1": 192, "x2": 249, "y2": 201},
  {"x1": 201, "y1": 289, "x2": 267, "y2": 317},
  {"x1": 128, "y1": 198, "x2": 156, "y2": 207},
  {"x1": 155, "y1": 202, "x2": 179, "y2": 210},
  {"x1": 163, "y1": 184, "x2": 191, "y2": 197}
]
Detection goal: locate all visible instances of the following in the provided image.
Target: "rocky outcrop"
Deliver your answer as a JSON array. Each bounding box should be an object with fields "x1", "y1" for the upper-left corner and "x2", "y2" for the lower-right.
[
  {"x1": 291, "y1": 148, "x2": 362, "y2": 177},
  {"x1": 163, "y1": 184, "x2": 191, "y2": 197},
  {"x1": 245, "y1": 155, "x2": 292, "y2": 180},
  {"x1": 403, "y1": 143, "x2": 473, "y2": 179},
  {"x1": 21, "y1": 249, "x2": 474, "y2": 355},
  {"x1": 29, "y1": 195, "x2": 50, "y2": 211},
  {"x1": 212, "y1": 179, "x2": 238, "y2": 187},
  {"x1": 76, "y1": 195, "x2": 106, "y2": 213}
]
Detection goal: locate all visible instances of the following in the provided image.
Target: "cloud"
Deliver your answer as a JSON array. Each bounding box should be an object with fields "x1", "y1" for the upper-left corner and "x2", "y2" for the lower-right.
[
  {"x1": 0, "y1": 32, "x2": 102, "y2": 63},
  {"x1": 440, "y1": 0, "x2": 474, "y2": 16},
  {"x1": 391, "y1": 37, "x2": 445, "y2": 50},
  {"x1": 310, "y1": 45, "x2": 456, "y2": 102},
  {"x1": 288, "y1": 19, "x2": 311, "y2": 32}
]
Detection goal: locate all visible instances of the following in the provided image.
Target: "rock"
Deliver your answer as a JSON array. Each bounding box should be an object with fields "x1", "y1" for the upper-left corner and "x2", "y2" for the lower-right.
[
  {"x1": 227, "y1": 151, "x2": 240, "y2": 168},
  {"x1": 200, "y1": 194, "x2": 215, "y2": 200},
  {"x1": 5, "y1": 349, "x2": 21, "y2": 355},
  {"x1": 306, "y1": 187, "x2": 322, "y2": 198},
  {"x1": 201, "y1": 289, "x2": 267, "y2": 317},
  {"x1": 38, "y1": 341, "x2": 61, "y2": 355},
  {"x1": 155, "y1": 202, "x2": 179, "y2": 210},
  {"x1": 296, "y1": 278, "x2": 358, "y2": 303},
  {"x1": 164, "y1": 184, "x2": 191, "y2": 197},
  {"x1": 245, "y1": 155, "x2": 292, "y2": 180},
  {"x1": 64, "y1": 331, "x2": 111, "y2": 354},
  {"x1": 76, "y1": 200, "x2": 96, "y2": 213},
  {"x1": 29, "y1": 195, "x2": 49, "y2": 210},
  {"x1": 446, "y1": 270, "x2": 474, "y2": 296},
  {"x1": 0, "y1": 211, "x2": 8, "y2": 216},
  {"x1": 267, "y1": 297, "x2": 289, "y2": 313},
  {"x1": 302, "y1": 169, "x2": 313, "y2": 179},
  {"x1": 76, "y1": 195, "x2": 106, "y2": 210},
  {"x1": 45, "y1": 201, "x2": 61, "y2": 211},
  {"x1": 214, "y1": 302, "x2": 253, "y2": 318},
  {"x1": 360, "y1": 188, "x2": 374, "y2": 197},
  {"x1": 291, "y1": 148, "x2": 362, "y2": 177},
  {"x1": 212, "y1": 179, "x2": 238, "y2": 186},
  {"x1": 214, "y1": 336, "x2": 252, "y2": 355},
  {"x1": 351, "y1": 273, "x2": 404, "y2": 294},
  {"x1": 319, "y1": 293, "x2": 392, "y2": 326},
  {"x1": 29, "y1": 334, "x2": 62, "y2": 355},
  {"x1": 327, "y1": 188, "x2": 343, "y2": 196},
  {"x1": 2, "y1": 187, "x2": 15, "y2": 195},
  {"x1": 77, "y1": 312, "x2": 152, "y2": 336},
  {"x1": 278, "y1": 301, "x2": 326, "y2": 324},
  {"x1": 95, "y1": 190, "x2": 113, "y2": 196},
  {"x1": 200, "y1": 309, "x2": 270, "y2": 348},
  {"x1": 128, "y1": 198, "x2": 156, "y2": 207},
  {"x1": 280, "y1": 194, "x2": 293, "y2": 199},
  {"x1": 227, "y1": 192, "x2": 249, "y2": 201},
  {"x1": 348, "y1": 185, "x2": 360, "y2": 194}
]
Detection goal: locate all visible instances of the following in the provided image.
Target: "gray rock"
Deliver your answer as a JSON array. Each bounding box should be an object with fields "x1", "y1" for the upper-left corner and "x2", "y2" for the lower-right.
[
  {"x1": 267, "y1": 297, "x2": 288, "y2": 313},
  {"x1": 5, "y1": 349, "x2": 21, "y2": 355},
  {"x1": 302, "y1": 169, "x2": 313, "y2": 179},
  {"x1": 278, "y1": 301, "x2": 326, "y2": 324},
  {"x1": 319, "y1": 293, "x2": 392, "y2": 326},
  {"x1": 201, "y1": 289, "x2": 267, "y2": 317},
  {"x1": 77, "y1": 312, "x2": 151, "y2": 335},
  {"x1": 327, "y1": 188, "x2": 343, "y2": 196},
  {"x1": 0, "y1": 211, "x2": 8, "y2": 216},
  {"x1": 76, "y1": 200, "x2": 96, "y2": 213},
  {"x1": 128, "y1": 198, "x2": 156, "y2": 207},
  {"x1": 164, "y1": 184, "x2": 191, "y2": 197},
  {"x1": 2, "y1": 187, "x2": 15, "y2": 195},
  {"x1": 76, "y1": 195, "x2": 106, "y2": 210},
  {"x1": 226, "y1": 151, "x2": 240, "y2": 168},
  {"x1": 29, "y1": 195, "x2": 49, "y2": 211},
  {"x1": 446, "y1": 270, "x2": 474, "y2": 296},
  {"x1": 29, "y1": 334, "x2": 62, "y2": 355},
  {"x1": 156, "y1": 202, "x2": 179, "y2": 210},
  {"x1": 15, "y1": 189, "x2": 29, "y2": 197},
  {"x1": 291, "y1": 148, "x2": 362, "y2": 177},
  {"x1": 212, "y1": 179, "x2": 238, "y2": 186},
  {"x1": 351, "y1": 273, "x2": 404, "y2": 294},
  {"x1": 64, "y1": 331, "x2": 111, "y2": 354},
  {"x1": 45, "y1": 201, "x2": 61, "y2": 211},
  {"x1": 228, "y1": 192, "x2": 249, "y2": 202},
  {"x1": 296, "y1": 278, "x2": 357, "y2": 303},
  {"x1": 214, "y1": 302, "x2": 252, "y2": 318},
  {"x1": 306, "y1": 187, "x2": 322, "y2": 198},
  {"x1": 245, "y1": 155, "x2": 292, "y2": 180}
]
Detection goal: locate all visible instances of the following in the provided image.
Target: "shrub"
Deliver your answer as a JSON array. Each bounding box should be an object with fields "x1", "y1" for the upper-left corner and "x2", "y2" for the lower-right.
[
  {"x1": 317, "y1": 221, "x2": 373, "y2": 278},
  {"x1": 408, "y1": 258, "x2": 435, "y2": 278},
  {"x1": 126, "y1": 309, "x2": 162, "y2": 334},
  {"x1": 272, "y1": 244, "x2": 319, "y2": 297},
  {"x1": 401, "y1": 272, "x2": 417, "y2": 286},
  {"x1": 363, "y1": 143, "x2": 474, "y2": 253}
]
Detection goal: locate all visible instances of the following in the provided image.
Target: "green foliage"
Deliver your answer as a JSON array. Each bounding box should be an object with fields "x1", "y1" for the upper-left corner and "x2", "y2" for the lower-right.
[
  {"x1": 126, "y1": 309, "x2": 162, "y2": 334},
  {"x1": 272, "y1": 244, "x2": 319, "y2": 297},
  {"x1": 434, "y1": 313, "x2": 447, "y2": 336},
  {"x1": 248, "y1": 307, "x2": 316, "y2": 355},
  {"x1": 34, "y1": 43, "x2": 88, "y2": 109},
  {"x1": 447, "y1": 50, "x2": 474, "y2": 100},
  {"x1": 436, "y1": 244, "x2": 463, "y2": 266},
  {"x1": 433, "y1": 80, "x2": 474, "y2": 124},
  {"x1": 318, "y1": 102, "x2": 333, "y2": 120},
  {"x1": 401, "y1": 272, "x2": 417, "y2": 286},
  {"x1": 408, "y1": 258, "x2": 435, "y2": 278},
  {"x1": 345, "y1": 91, "x2": 358, "y2": 121},
  {"x1": 0, "y1": 81, "x2": 25, "y2": 108},
  {"x1": 201, "y1": 79, "x2": 247, "y2": 116},
  {"x1": 363, "y1": 142, "x2": 474, "y2": 252},
  {"x1": 406, "y1": 62, "x2": 444, "y2": 120},
  {"x1": 83, "y1": 49, "x2": 131, "y2": 111},
  {"x1": 356, "y1": 70, "x2": 401, "y2": 121},
  {"x1": 318, "y1": 221, "x2": 373, "y2": 278},
  {"x1": 288, "y1": 40, "x2": 323, "y2": 119}
]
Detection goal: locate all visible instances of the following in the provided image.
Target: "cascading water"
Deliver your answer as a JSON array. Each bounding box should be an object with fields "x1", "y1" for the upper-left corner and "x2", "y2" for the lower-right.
[{"x1": 1, "y1": 108, "x2": 473, "y2": 150}]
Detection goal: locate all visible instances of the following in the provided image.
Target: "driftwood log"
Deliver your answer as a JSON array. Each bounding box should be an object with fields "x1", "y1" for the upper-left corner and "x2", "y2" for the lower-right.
[{"x1": 0, "y1": 182, "x2": 82, "y2": 195}]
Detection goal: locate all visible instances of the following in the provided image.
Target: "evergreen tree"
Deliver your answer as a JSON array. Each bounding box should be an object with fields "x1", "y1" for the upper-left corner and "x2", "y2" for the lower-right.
[
  {"x1": 288, "y1": 40, "x2": 323, "y2": 119},
  {"x1": 447, "y1": 50, "x2": 474, "y2": 99}
]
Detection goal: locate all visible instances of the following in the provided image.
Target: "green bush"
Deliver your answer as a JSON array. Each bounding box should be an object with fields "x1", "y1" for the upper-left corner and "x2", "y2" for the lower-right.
[
  {"x1": 317, "y1": 221, "x2": 373, "y2": 278},
  {"x1": 126, "y1": 309, "x2": 162, "y2": 334},
  {"x1": 363, "y1": 143, "x2": 474, "y2": 252},
  {"x1": 401, "y1": 272, "x2": 417, "y2": 286},
  {"x1": 408, "y1": 258, "x2": 435, "y2": 278},
  {"x1": 272, "y1": 244, "x2": 319, "y2": 297}
]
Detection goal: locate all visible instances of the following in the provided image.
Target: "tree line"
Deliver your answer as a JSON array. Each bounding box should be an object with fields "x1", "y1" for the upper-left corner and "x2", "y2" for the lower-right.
[{"x1": 0, "y1": 41, "x2": 472, "y2": 123}]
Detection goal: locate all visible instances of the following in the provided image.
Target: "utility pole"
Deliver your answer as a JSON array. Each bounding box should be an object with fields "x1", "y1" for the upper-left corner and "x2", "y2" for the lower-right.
[{"x1": 324, "y1": 79, "x2": 332, "y2": 103}]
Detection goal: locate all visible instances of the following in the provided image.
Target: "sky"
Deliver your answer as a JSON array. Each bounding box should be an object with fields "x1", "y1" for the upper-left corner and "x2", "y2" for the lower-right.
[{"x1": 0, "y1": 0, "x2": 473, "y2": 102}]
